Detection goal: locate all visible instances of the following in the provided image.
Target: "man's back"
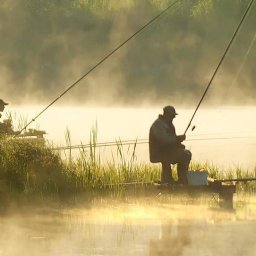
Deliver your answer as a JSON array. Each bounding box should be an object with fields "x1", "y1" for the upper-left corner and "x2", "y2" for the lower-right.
[{"x1": 149, "y1": 115, "x2": 176, "y2": 163}]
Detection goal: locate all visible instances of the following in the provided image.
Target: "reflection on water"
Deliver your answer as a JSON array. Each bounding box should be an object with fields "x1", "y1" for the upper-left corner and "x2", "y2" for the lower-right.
[
  {"x1": 1, "y1": 198, "x2": 256, "y2": 256},
  {"x1": 149, "y1": 221, "x2": 191, "y2": 256},
  {"x1": 2, "y1": 105, "x2": 256, "y2": 254}
]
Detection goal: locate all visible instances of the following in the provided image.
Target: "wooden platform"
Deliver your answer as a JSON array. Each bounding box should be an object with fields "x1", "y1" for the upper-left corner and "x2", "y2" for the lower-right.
[{"x1": 154, "y1": 180, "x2": 236, "y2": 209}]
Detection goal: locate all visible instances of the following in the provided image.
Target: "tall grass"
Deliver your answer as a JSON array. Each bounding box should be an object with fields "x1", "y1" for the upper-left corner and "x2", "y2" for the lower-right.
[
  {"x1": 0, "y1": 137, "x2": 72, "y2": 195},
  {"x1": 64, "y1": 130, "x2": 159, "y2": 190},
  {"x1": 0, "y1": 131, "x2": 255, "y2": 203}
]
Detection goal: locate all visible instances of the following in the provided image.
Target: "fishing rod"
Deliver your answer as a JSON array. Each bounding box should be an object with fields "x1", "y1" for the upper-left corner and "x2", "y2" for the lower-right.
[
  {"x1": 103, "y1": 181, "x2": 154, "y2": 187},
  {"x1": 52, "y1": 135, "x2": 256, "y2": 151},
  {"x1": 53, "y1": 139, "x2": 149, "y2": 151},
  {"x1": 184, "y1": 0, "x2": 255, "y2": 135},
  {"x1": 15, "y1": 0, "x2": 181, "y2": 136},
  {"x1": 216, "y1": 178, "x2": 256, "y2": 183}
]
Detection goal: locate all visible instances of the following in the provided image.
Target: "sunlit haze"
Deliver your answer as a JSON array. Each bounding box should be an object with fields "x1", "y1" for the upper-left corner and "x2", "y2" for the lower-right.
[
  {"x1": 0, "y1": 1, "x2": 255, "y2": 255},
  {"x1": 6, "y1": 104, "x2": 256, "y2": 169}
]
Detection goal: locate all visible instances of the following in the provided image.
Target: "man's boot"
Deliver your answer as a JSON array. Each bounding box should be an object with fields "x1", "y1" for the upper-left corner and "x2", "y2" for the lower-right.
[
  {"x1": 177, "y1": 163, "x2": 188, "y2": 185},
  {"x1": 177, "y1": 150, "x2": 191, "y2": 185},
  {"x1": 161, "y1": 162, "x2": 175, "y2": 184}
]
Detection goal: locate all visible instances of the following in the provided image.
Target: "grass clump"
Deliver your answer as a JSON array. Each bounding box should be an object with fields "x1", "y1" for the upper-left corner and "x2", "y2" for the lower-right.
[
  {"x1": 0, "y1": 137, "x2": 80, "y2": 198},
  {"x1": 0, "y1": 131, "x2": 256, "y2": 207},
  {"x1": 0, "y1": 134, "x2": 159, "y2": 201}
]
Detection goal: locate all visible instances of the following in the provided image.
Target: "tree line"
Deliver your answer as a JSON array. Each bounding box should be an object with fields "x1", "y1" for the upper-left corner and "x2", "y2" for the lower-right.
[{"x1": 0, "y1": 0, "x2": 255, "y2": 105}]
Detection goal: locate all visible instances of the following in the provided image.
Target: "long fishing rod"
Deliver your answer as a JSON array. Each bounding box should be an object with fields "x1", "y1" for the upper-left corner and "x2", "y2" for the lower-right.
[
  {"x1": 52, "y1": 135, "x2": 256, "y2": 151},
  {"x1": 184, "y1": 0, "x2": 255, "y2": 135},
  {"x1": 15, "y1": 0, "x2": 181, "y2": 136}
]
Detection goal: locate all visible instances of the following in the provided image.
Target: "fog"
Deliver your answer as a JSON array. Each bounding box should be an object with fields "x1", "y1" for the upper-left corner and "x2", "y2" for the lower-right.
[
  {"x1": 0, "y1": 0, "x2": 255, "y2": 106},
  {"x1": 0, "y1": 0, "x2": 255, "y2": 170},
  {"x1": 1, "y1": 2, "x2": 256, "y2": 254},
  {"x1": 6, "y1": 105, "x2": 256, "y2": 169},
  {"x1": 1, "y1": 199, "x2": 256, "y2": 255}
]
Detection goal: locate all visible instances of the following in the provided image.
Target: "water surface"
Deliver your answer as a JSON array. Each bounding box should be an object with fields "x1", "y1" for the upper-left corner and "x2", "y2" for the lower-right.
[{"x1": 1, "y1": 197, "x2": 256, "y2": 256}]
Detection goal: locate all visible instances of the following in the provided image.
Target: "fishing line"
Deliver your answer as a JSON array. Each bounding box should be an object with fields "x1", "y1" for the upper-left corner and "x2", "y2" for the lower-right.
[
  {"x1": 227, "y1": 31, "x2": 256, "y2": 94},
  {"x1": 184, "y1": 0, "x2": 256, "y2": 135},
  {"x1": 15, "y1": 0, "x2": 182, "y2": 136}
]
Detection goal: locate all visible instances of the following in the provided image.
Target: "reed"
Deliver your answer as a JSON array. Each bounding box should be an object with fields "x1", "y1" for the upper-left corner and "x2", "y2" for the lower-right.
[{"x1": 0, "y1": 133, "x2": 255, "y2": 201}]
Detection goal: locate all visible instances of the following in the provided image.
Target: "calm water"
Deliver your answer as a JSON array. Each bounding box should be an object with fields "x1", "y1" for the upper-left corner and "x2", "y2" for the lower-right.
[
  {"x1": 2, "y1": 106, "x2": 256, "y2": 255},
  {"x1": 7, "y1": 105, "x2": 256, "y2": 169},
  {"x1": 1, "y1": 198, "x2": 256, "y2": 256}
]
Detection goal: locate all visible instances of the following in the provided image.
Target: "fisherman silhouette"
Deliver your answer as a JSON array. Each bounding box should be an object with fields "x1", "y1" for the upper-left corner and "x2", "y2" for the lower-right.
[
  {"x1": 149, "y1": 106, "x2": 192, "y2": 184},
  {"x1": 0, "y1": 99, "x2": 12, "y2": 135},
  {"x1": 0, "y1": 99, "x2": 8, "y2": 116}
]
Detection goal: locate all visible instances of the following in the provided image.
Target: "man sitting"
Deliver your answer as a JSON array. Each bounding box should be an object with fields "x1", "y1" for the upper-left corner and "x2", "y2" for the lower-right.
[{"x1": 149, "y1": 105, "x2": 192, "y2": 184}]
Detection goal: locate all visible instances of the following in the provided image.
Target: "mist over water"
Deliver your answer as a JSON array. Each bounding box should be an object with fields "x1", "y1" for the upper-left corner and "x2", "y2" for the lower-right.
[
  {"x1": 1, "y1": 2, "x2": 256, "y2": 255},
  {"x1": 1, "y1": 1, "x2": 255, "y2": 170},
  {"x1": 2, "y1": 105, "x2": 256, "y2": 255},
  {"x1": 7, "y1": 105, "x2": 256, "y2": 169},
  {"x1": 1, "y1": 199, "x2": 256, "y2": 256}
]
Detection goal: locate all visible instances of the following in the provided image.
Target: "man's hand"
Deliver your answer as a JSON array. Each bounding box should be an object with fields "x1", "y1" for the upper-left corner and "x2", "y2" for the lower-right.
[{"x1": 176, "y1": 134, "x2": 186, "y2": 143}]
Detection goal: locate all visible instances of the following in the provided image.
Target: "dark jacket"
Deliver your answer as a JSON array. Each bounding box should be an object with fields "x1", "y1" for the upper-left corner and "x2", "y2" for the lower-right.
[{"x1": 149, "y1": 115, "x2": 178, "y2": 163}]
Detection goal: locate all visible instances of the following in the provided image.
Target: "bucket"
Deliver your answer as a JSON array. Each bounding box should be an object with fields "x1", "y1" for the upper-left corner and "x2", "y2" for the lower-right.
[{"x1": 187, "y1": 171, "x2": 208, "y2": 186}]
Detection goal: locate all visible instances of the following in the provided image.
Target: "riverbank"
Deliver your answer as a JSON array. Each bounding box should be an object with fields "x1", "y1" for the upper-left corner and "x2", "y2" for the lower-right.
[{"x1": 0, "y1": 136, "x2": 255, "y2": 205}]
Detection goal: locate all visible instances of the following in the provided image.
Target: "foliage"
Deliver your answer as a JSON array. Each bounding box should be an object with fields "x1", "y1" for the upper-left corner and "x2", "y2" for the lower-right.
[
  {"x1": 0, "y1": 138, "x2": 72, "y2": 195},
  {"x1": 191, "y1": 0, "x2": 214, "y2": 17},
  {"x1": 0, "y1": 118, "x2": 255, "y2": 203},
  {"x1": 0, "y1": 133, "x2": 255, "y2": 203},
  {"x1": 0, "y1": 118, "x2": 14, "y2": 136},
  {"x1": 0, "y1": 0, "x2": 255, "y2": 105}
]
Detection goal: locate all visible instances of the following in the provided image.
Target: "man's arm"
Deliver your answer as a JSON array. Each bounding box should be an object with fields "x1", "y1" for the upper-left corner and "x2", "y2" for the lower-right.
[{"x1": 176, "y1": 134, "x2": 186, "y2": 143}]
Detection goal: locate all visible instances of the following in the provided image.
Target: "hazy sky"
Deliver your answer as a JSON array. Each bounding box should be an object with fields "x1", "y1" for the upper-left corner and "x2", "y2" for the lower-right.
[{"x1": 0, "y1": 0, "x2": 255, "y2": 107}]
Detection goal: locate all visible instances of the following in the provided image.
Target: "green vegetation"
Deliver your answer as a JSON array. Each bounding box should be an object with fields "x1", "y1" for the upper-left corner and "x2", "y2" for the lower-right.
[
  {"x1": 1, "y1": 0, "x2": 255, "y2": 105},
  {"x1": 0, "y1": 135, "x2": 158, "y2": 198},
  {"x1": 0, "y1": 133, "x2": 255, "y2": 204}
]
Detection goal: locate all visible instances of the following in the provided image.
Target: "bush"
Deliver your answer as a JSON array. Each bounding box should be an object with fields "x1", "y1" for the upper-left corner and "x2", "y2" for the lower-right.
[{"x1": 0, "y1": 137, "x2": 71, "y2": 195}]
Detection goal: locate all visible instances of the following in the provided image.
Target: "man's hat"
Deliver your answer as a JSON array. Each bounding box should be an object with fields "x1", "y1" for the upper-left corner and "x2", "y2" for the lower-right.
[
  {"x1": 0, "y1": 99, "x2": 8, "y2": 105},
  {"x1": 163, "y1": 105, "x2": 178, "y2": 116}
]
